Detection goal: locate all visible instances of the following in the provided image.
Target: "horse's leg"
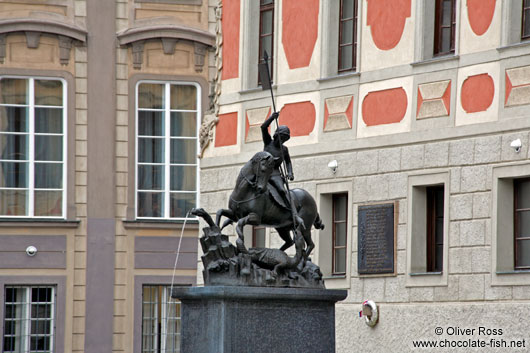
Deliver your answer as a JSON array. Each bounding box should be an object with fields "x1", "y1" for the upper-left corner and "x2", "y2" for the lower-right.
[
  {"x1": 302, "y1": 226, "x2": 315, "y2": 265},
  {"x1": 216, "y1": 208, "x2": 235, "y2": 228},
  {"x1": 236, "y1": 213, "x2": 260, "y2": 276},
  {"x1": 277, "y1": 226, "x2": 294, "y2": 251},
  {"x1": 235, "y1": 212, "x2": 261, "y2": 252}
]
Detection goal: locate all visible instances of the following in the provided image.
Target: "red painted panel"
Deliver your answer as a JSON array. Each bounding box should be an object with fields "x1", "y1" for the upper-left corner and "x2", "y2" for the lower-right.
[
  {"x1": 505, "y1": 72, "x2": 512, "y2": 105},
  {"x1": 367, "y1": 0, "x2": 411, "y2": 50},
  {"x1": 362, "y1": 88, "x2": 408, "y2": 126},
  {"x1": 215, "y1": 112, "x2": 238, "y2": 147},
  {"x1": 324, "y1": 103, "x2": 330, "y2": 128},
  {"x1": 245, "y1": 112, "x2": 250, "y2": 140},
  {"x1": 416, "y1": 88, "x2": 424, "y2": 117},
  {"x1": 346, "y1": 97, "x2": 354, "y2": 127},
  {"x1": 467, "y1": 0, "x2": 496, "y2": 36},
  {"x1": 221, "y1": 0, "x2": 240, "y2": 80},
  {"x1": 282, "y1": 0, "x2": 319, "y2": 69},
  {"x1": 442, "y1": 81, "x2": 451, "y2": 114},
  {"x1": 279, "y1": 101, "x2": 316, "y2": 136},
  {"x1": 461, "y1": 74, "x2": 494, "y2": 113}
]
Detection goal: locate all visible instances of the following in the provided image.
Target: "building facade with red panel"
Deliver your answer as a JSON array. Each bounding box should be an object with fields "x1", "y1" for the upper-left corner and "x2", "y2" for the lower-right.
[{"x1": 201, "y1": 1, "x2": 530, "y2": 351}]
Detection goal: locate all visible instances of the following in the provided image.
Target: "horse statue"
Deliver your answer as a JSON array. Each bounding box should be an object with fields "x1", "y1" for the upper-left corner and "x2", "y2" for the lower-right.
[{"x1": 215, "y1": 151, "x2": 324, "y2": 262}]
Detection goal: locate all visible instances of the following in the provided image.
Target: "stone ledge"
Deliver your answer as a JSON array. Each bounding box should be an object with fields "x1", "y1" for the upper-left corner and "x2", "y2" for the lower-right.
[
  {"x1": 173, "y1": 285, "x2": 347, "y2": 302},
  {"x1": 0, "y1": 18, "x2": 87, "y2": 42}
]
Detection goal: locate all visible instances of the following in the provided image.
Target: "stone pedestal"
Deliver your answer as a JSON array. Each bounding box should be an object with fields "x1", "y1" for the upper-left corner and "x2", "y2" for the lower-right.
[{"x1": 172, "y1": 286, "x2": 347, "y2": 353}]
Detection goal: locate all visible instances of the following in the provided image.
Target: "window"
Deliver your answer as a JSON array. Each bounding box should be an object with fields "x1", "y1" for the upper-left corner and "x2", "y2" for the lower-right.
[
  {"x1": 136, "y1": 82, "x2": 199, "y2": 220},
  {"x1": 316, "y1": 182, "x2": 351, "y2": 288},
  {"x1": 0, "y1": 77, "x2": 66, "y2": 218},
  {"x1": 258, "y1": 0, "x2": 274, "y2": 85},
  {"x1": 3, "y1": 286, "x2": 55, "y2": 353},
  {"x1": 141, "y1": 285, "x2": 181, "y2": 353},
  {"x1": 433, "y1": 0, "x2": 456, "y2": 56},
  {"x1": 252, "y1": 225, "x2": 266, "y2": 248},
  {"x1": 332, "y1": 194, "x2": 347, "y2": 275},
  {"x1": 338, "y1": 0, "x2": 358, "y2": 72},
  {"x1": 426, "y1": 186, "x2": 444, "y2": 272},
  {"x1": 523, "y1": 0, "x2": 530, "y2": 40},
  {"x1": 407, "y1": 173, "x2": 449, "y2": 287},
  {"x1": 492, "y1": 165, "x2": 530, "y2": 285},
  {"x1": 514, "y1": 178, "x2": 530, "y2": 269}
]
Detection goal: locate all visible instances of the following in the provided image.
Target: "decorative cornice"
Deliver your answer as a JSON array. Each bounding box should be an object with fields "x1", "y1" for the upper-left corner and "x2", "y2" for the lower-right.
[
  {"x1": 0, "y1": 18, "x2": 87, "y2": 65},
  {"x1": 0, "y1": 18, "x2": 87, "y2": 42},
  {"x1": 117, "y1": 24, "x2": 215, "y2": 47},
  {"x1": 117, "y1": 24, "x2": 215, "y2": 70}
]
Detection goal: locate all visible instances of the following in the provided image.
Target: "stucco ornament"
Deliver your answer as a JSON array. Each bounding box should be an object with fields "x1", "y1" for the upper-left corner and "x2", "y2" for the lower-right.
[
  {"x1": 198, "y1": 113, "x2": 219, "y2": 158},
  {"x1": 198, "y1": 0, "x2": 223, "y2": 158}
]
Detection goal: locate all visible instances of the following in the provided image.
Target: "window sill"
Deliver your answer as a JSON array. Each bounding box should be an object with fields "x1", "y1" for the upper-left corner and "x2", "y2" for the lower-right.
[
  {"x1": 409, "y1": 272, "x2": 442, "y2": 276},
  {"x1": 491, "y1": 269, "x2": 530, "y2": 286},
  {"x1": 496, "y1": 41, "x2": 530, "y2": 59},
  {"x1": 122, "y1": 219, "x2": 199, "y2": 230},
  {"x1": 317, "y1": 71, "x2": 360, "y2": 83},
  {"x1": 497, "y1": 40, "x2": 530, "y2": 52},
  {"x1": 411, "y1": 54, "x2": 459, "y2": 67},
  {"x1": 238, "y1": 85, "x2": 276, "y2": 96},
  {"x1": 322, "y1": 274, "x2": 347, "y2": 280},
  {"x1": 496, "y1": 270, "x2": 530, "y2": 275},
  {"x1": 0, "y1": 219, "x2": 80, "y2": 228}
]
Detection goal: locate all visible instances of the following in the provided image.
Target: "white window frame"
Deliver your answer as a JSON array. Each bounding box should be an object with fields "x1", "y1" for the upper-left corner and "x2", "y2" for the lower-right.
[
  {"x1": 320, "y1": 0, "x2": 362, "y2": 79},
  {"x1": 501, "y1": 0, "x2": 526, "y2": 46},
  {"x1": 406, "y1": 171, "x2": 449, "y2": 287},
  {"x1": 141, "y1": 285, "x2": 181, "y2": 353},
  {"x1": 315, "y1": 181, "x2": 352, "y2": 289},
  {"x1": 0, "y1": 76, "x2": 67, "y2": 219},
  {"x1": 3, "y1": 286, "x2": 56, "y2": 353},
  {"x1": 414, "y1": 0, "x2": 461, "y2": 63},
  {"x1": 241, "y1": 1, "x2": 278, "y2": 90},
  {"x1": 135, "y1": 80, "x2": 200, "y2": 220},
  {"x1": 492, "y1": 162, "x2": 530, "y2": 286}
]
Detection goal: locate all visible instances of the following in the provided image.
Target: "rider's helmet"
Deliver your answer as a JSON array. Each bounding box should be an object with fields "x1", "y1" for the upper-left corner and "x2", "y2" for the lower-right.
[{"x1": 273, "y1": 125, "x2": 290, "y2": 143}]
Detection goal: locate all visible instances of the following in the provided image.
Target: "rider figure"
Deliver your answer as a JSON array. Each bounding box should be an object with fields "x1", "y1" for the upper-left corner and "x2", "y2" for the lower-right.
[{"x1": 261, "y1": 112, "x2": 303, "y2": 228}]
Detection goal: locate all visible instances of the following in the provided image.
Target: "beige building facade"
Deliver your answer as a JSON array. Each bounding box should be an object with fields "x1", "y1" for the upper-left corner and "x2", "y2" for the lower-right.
[
  {"x1": 202, "y1": 0, "x2": 530, "y2": 352},
  {"x1": 0, "y1": 1, "x2": 216, "y2": 352}
]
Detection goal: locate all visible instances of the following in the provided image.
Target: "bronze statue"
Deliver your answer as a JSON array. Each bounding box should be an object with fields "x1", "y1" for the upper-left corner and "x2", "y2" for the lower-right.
[
  {"x1": 215, "y1": 151, "x2": 324, "y2": 264},
  {"x1": 260, "y1": 112, "x2": 304, "y2": 228}
]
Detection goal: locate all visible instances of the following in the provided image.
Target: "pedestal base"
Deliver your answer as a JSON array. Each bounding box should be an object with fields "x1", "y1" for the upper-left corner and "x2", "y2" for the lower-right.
[{"x1": 172, "y1": 286, "x2": 347, "y2": 353}]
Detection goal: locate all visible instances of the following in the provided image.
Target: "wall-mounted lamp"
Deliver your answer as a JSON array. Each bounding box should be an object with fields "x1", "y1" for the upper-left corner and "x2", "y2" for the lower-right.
[
  {"x1": 327, "y1": 160, "x2": 338, "y2": 173},
  {"x1": 510, "y1": 138, "x2": 522, "y2": 153}
]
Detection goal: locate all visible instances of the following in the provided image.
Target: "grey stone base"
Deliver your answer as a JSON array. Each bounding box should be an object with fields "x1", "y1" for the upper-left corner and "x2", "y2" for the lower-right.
[{"x1": 172, "y1": 286, "x2": 347, "y2": 353}]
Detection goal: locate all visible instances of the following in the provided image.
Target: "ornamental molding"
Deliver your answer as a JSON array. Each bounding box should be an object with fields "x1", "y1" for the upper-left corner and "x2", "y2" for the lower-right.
[
  {"x1": 117, "y1": 24, "x2": 215, "y2": 71},
  {"x1": 0, "y1": 18, "x2": 87, "y2": 64}
]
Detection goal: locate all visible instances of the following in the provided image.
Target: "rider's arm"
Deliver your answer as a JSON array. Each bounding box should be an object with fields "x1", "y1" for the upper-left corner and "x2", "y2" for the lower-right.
[
  {"x1": 261, "y1": 112, "x2": 278, "y2": 145},
  {"x1": 284, "y1": 146, "x2": 294, "y2": 181}
]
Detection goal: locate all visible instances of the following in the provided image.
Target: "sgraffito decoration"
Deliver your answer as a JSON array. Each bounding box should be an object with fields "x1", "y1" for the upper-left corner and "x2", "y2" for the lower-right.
[
  {"x1": 366, "y1": 0, "x2": 411, "y2": 50},
  {"x1": 362, "y1": 87, "x2": 407, "y2": 126},
  {"x1": 467, "y1": 0, "x2": 496, "y2": 36},
  {"x1": 278, "y1": 101, "x2": 316, "y2": 136},
  {"x1": 417, "y1": 80, "x2": 451, "y2": 119},
  {"x1": 282, "y1": 0, "x2": 319, "y2": 69},
  {"x1": 461, "y1": 73, "x2": 494, "y2": 113}
]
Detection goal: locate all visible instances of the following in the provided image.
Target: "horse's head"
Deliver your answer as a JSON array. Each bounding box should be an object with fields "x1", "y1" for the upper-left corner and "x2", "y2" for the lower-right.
[{"x1": 251, "y1": 151, "x2": 274, "y2": 192}]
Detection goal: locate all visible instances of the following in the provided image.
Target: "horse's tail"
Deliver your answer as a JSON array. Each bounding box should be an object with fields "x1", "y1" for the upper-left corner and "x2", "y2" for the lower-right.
[{"x1": 314, "y1": 213, "x2": 325, "y2": 230}]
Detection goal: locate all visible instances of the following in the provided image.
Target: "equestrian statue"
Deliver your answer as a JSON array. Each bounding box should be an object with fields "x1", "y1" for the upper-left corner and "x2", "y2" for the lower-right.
[{"x1": 215, "y1": 112, "x2": 324, "y2": 263}]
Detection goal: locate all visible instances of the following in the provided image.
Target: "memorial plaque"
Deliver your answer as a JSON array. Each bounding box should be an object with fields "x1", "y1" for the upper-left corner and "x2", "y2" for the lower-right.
[{"x1": 358, "y1": 202, "x2": 396, "y2": 275}]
